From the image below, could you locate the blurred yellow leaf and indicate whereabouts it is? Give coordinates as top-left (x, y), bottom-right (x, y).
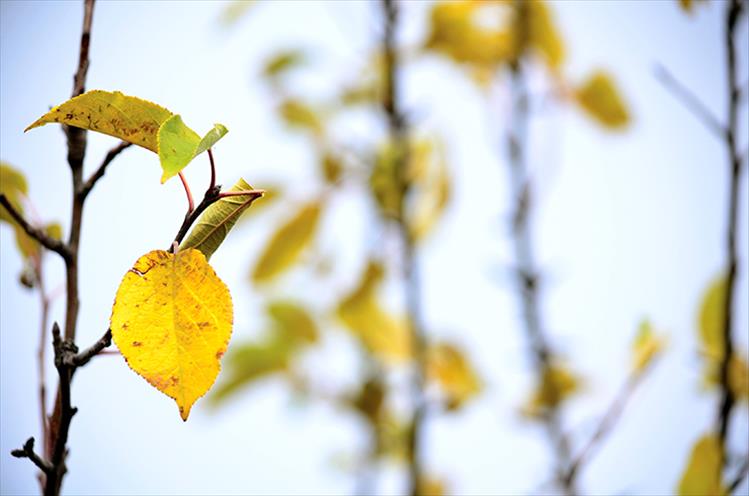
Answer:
top-left (528, 0), bottom-right (565, 69)
top-left (703, 353), bottom-right (749, 403)
top-left (263, 49), bottom-right (306, 79)
top-left (424, 1), bottom-right (512, 71)
top-left (522, 363), bottom-right (581, 419)
top-left (427, 342), bottom-right (482, 410)
top-left (212, 301), bottom-right (317, 404)
top-left (279, 99), bottom-right (324, 136)
top-left (110, 249), bottom-right (233, 421)
top-left (677, 434), bottom-right (724, 496)
top-left (420, 475), bottom-right (449, 496)
top-left (409, 143), bottom-right (451, 241)
top-left (370, 142), bottom-right (402, 219)
top-left (252, 200), bottom-right (323, 284)
top-left (698, 275), bottom-right (726, 359)
top-left (219, 0), bottom-right (256, 26)
top-left (679, 0), bottom-right (708, 14)
top-left (632, 319), bottom-right (666, 374)
top-left (320, 151), bottom-right (344, 184)
top-left (0, 162), bottom-right (28, 225)
top-left (350, 377), bottom-right (385, 423)
top-left (337, 261), bottom-right (410, 362)
top-left (237, 185), bottom-right (281, 222)
top-left (575, 71), bottom-right (630, 129)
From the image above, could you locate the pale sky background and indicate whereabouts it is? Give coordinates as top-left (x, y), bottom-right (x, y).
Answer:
top-left (1, 1), bottom-right (748, 495)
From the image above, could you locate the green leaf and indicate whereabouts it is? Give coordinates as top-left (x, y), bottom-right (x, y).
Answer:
top-left (180, 178), bottom-right (259, 260)
top-left (251, 200), bottom-right (323, 284)
top-left (267, 301), bottom-right (318, 345)
top-left (158, 115), bottom-right (201, 183)
top-left (677, 434), bottom-right (723, 496)
top-left (195, 124), bottom-right (229, 157)
top-left (263, 50), bottom-right (306, 79)
top-left (25, 90), bottom-right (173, 152)
top-left (0, 162), bottom-right (28, 225)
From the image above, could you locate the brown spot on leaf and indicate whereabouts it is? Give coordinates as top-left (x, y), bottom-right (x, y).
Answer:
top-left (170, 376), bottom-right (179, 385)
top-left (132, 341), bottom-right (142, 347)
top-left (215, 350), bottom-right (225, 360)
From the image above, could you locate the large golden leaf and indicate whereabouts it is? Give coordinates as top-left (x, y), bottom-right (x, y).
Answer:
top-left (110, 249), bottom-right (233, 420)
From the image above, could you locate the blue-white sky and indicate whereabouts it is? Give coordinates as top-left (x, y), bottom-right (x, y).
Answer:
top-left (1, 1), bottom-right (748, 495)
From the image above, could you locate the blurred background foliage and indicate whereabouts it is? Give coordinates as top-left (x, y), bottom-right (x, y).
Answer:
top-left (1, 0), bottom-right (748, 495)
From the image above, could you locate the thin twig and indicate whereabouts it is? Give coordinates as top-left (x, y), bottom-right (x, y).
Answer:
top-left (716, 0), bottom-right (745, 472)
top-left (11, 438), bottom-right (52, 475)
top-left (208, 148), bottom-right (217, 190)
top-left (655, 64), bottom-right (726, 140)
top-left (69, 329), bottom-right (112, 367)
top-left (79, 141), bottom-right (131, 199)
top-left (727, 457), bottom-right (749, 494)
top-left (178, 172), bottom-right (195, 213)
top-left (0, 195), bottom-right (71, 262)
top-left (169, 185), bottom-right (222, 250)
top-left (217, 189), bottom-right (265, 198)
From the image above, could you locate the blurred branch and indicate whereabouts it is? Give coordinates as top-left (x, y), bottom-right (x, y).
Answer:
top-left (728, 457), bottom-right (749, 494)
top-left (11, 438), bottom-right (52, 475)
top-left (0, 195), bottom-right (71, 261)
top-left (654, 64), bottom-right (726, 140)
top-left (505, 2), bottom-right (574, 494)
top-left (380, 2), bottom-right (428, 495)
top-left (564, 361), bottom-right (658, 485)
top-left (716, 0), bottom-right (746, 473)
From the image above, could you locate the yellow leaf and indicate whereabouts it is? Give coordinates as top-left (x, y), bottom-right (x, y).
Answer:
top-left (110, 249), bottom-right (233, 420)
top-left (522, 364), bottom-right (581, 419)
top-left (679, 0), bottom-right (708, 14)
top-left (337, 261), bottom-right (410, 362)
top-left (677, 434), bottom-right (724, 496)
top-left (420, 475), bottom-right (449, 496)
top-left (267, 301), bottom-right (318, 344)
top-left (528, 0), bottom-right (565, 69)
top-left (426, 342), bottom-right (481, 410)
top-left (575, 71), bottom-right (631, 129)
top-left (279, 99), bottom-right (324, 136)
top-left (632, 319), bottom-right (666, 374)
top-left (0, 162), bottom-right (28, 225)
top-left (252, 200), bottom-right (322, 284)
top-left (409, 142), bottom-right (451, 241)
top-left (698, 275), bottom-right (726, 359)
top-left (703, 353), bottom-right (749, 403)
top-left (26, 90), bottom-right (172, 152)
top-left (370, 142), bottom-right (402, 219)
top-left (263, 49), bottom-right (306, 79)
top-left (320, 151), bottom-right (344, 184)
top-left (424, 1), bottom-right (512, 70)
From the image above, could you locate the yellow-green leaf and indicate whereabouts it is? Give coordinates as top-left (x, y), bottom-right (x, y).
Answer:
top-left (320, 151), bottom-right (344, 184)
top-left (279, 99), bottom-right (323, 136)
top-left (0, 162), bottom-right (28, 225)
top-left (110, 248), bottom-right (233, 421)
top-left (25, 90), bottom-right (172, 152)
top-left (158, 118), bottom-right (228, 183)
top-left (522, 364), bottom-right (581, 419)
top-left (698, 275), bottom-right (726, 359)
top-left (426, 342), bottom-right (481, 410)
top-left (409, 142), bottom-right (451, 241)
top-left (337, 261), bottom-right (410, 362)
top-left (677, 434), bottom-right (724, 496)
top-left (632, 319), bottom-right (666, 374)
top-left (263, 50), bottom-right (306, 79)
top-left (181, 178), bottom-right (261, 260)
top-left (575, 71), bottom-right (631, 129)
top-left (267, 301), bottom-right (318, 345)
top-left (703, 353), bottom-right (749, 403)
top-left (219, 0), bottom-right (256, 26)
top-left (252, 200), bottom-right (322, 284)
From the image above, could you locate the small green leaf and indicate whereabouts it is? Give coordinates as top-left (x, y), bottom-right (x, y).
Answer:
top-left (195, 124), bottom-right (229, 157)
top-left (698, 275), bottom-right (726, 359)
top-left (180, 178), bottom-right (260, 260)
top-left (263, 50), bottom-right (306, 79)
top-left (157, 115), bottom-right (201, 183)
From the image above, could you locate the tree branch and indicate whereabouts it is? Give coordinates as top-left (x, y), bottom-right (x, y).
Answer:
top-left (0, 195), bottom-right (71, 262)
top-left (69, 329), bottom-right (112, 367)
top-left (11, 438), bottom-right (52, 475)
top-left (655, 64), bottom-right (726, 140)
top-left (728, 457), bottom-right (749, 494)
top-left (716, 0), bottom-right (745, 472)
top-left (79, 141), bottom-right (131, 200)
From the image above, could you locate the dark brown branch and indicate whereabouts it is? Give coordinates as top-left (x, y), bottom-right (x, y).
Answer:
top-left (716, 0), bottom-right (745, 472)
top-left (79, 141), bottom-right (131, 200)
top-left (655, 64), bottom-right (726, 140)
top-left (169, 184), bottom-right (222, 250)
top-left (0, 195), bottom-right (71, 262)
top-left (11, 438), bottom-right (52, 475)
top-left (69, 329), bottom-right (112, 367)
